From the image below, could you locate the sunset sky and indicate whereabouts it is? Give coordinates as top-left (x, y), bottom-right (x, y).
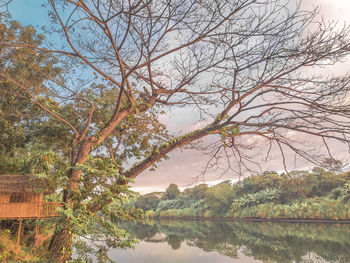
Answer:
top-left (133, 0), bottom-right (350, 193)
top-left (4, 0), bottom-right (350, 193)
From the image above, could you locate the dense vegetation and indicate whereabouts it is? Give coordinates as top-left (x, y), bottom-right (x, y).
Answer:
top-left (119, 219), bottom-right (350, 263)
top-left (0, 230), bottom-right (34, 262)
top-left (134, 168), bottom-right (350, 220)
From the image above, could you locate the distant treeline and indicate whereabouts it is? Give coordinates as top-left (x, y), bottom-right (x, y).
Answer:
top-left (134, 168), bottom-right (350, 220)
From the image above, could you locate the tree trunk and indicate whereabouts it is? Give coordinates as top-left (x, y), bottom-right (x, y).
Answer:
top-left (48, 182), bottom-right (76, 262)
top-left (48, 225), bottom-right (73, 263)
top-left (48, 146), bottom-right (87, 262)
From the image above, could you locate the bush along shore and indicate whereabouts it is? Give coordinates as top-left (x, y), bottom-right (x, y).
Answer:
top-left (133, 167), bottom-right (350, 221)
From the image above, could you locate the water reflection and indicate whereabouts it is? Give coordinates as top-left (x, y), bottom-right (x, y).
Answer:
top-left (114, 220), bottom-right (350, 263)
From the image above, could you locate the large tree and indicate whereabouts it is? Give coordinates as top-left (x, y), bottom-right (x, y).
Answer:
top-left (1, 0), bottom-right (350, 261)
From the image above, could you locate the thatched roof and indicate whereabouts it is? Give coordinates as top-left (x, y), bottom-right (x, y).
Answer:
top-left (0, 174), bottom-right (49, 194)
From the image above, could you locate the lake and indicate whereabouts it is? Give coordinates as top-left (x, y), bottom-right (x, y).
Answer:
top-left (109, 219), bottom-right (350, 263)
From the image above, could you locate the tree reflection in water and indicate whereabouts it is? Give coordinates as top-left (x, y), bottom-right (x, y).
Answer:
top-left (118, 220), bottom-right (350, 263)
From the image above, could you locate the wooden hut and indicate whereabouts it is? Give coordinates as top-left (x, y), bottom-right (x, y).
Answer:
top-left (0, 174), bottom-right (61, 219)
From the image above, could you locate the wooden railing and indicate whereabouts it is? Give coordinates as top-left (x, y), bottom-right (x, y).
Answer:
top-left (0, 202), bottom-right (63, 219)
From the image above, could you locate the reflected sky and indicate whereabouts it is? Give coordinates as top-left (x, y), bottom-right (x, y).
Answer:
top-left (110, 219), bottom-right (350, 263)
top-left (109, 241), bottom-right (261, 263)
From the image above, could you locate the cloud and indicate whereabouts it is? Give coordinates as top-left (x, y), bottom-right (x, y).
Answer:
top-left (301, 0), bottom-right (350, 23)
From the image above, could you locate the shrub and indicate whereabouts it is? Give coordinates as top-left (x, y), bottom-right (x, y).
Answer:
top-left (232, 188), bottom-right (281, 211)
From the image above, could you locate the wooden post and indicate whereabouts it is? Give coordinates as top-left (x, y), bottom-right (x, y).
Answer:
top-left (17, 219), bottom-right (22, 245)
top-left (35, 219), bottom-right (38, 237)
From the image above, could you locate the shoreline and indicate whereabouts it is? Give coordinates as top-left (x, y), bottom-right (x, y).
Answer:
top-left (150, 216), bottom-right (350, 224)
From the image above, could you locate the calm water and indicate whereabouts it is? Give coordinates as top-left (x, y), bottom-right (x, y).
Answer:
top-left (109, 219), bottom-right (350, 263)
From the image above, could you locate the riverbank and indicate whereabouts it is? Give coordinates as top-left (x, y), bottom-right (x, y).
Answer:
top-left (136, 170), bottom-right (350, 222)
top-left (150, 216), bottom-right (350, 224)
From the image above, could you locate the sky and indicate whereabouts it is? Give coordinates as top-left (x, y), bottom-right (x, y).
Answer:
top-left (3, 0), bottom-right (350, 193)
top-left (133, 0), bottom-right (350, 193)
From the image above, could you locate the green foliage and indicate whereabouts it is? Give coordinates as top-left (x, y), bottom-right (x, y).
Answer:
top-left (164, 184), bottom-right (181, 200)
top-left (183, 184), bottom-right (208, 200)
top-left (331, 182), bottom-right (350, 203)
top-left (157, 200), bottom-right (183, 211)
top-left (135, 193), bottom-right (160, 211)
top-left (0, 230), bottom-right (37, 262)
top-left (47, 156), bottom-right (146, 261)
top-left (204, 182), bottom-right (235, 215)
top-left (239, 173), bottom-right (283, 194)
top-left (0, 17), bottom-right (68, 175)
top-left (137, 169), bottom-right (350, 220)
top-left (231, 188), bottom-right (281, 211)
top-left (230, 198), bottom-right (350, 220)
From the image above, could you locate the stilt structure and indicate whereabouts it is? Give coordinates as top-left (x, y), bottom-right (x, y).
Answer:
top-left (0, 174), bottom-right (62, 244)
top-left (17, 219), bottom-right (22, 244)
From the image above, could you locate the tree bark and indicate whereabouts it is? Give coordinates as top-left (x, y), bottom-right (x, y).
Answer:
top-left (48, 227), bottom-right (73, 263)
top-left (48, 144), bottom-right (90, 262)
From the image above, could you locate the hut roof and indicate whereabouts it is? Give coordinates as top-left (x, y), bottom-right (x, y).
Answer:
top-left (0, 174), bottom-right (49, 194)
